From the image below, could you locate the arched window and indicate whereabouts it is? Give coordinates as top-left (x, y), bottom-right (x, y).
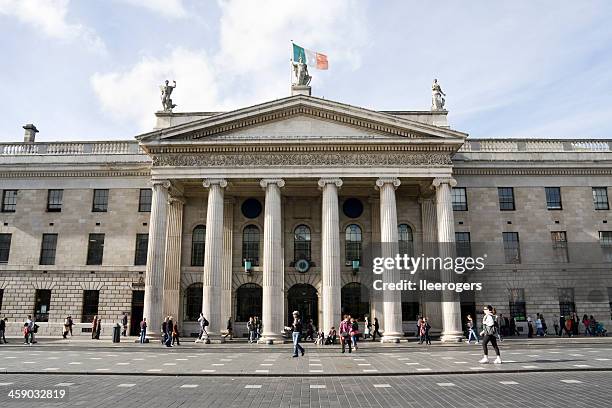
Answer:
top-left (191, 225), bottom-right (206, 266)
top-left (345, 224), bottom-right (362, 266)
top-left (242, 225), bottom-right (260, 266)
top-left (398, 224), bottom-right (414, 256)
top-left (235, 283), bottom-right (262, 322)
top-left (294, 224), bottom-right (311, 261)
top-left (183, 283), bottom-right (202, 321)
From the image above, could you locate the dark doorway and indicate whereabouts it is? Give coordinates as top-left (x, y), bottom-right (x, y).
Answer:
top-left (130, 290), bottom-right (144, 336)
top-left (341, 282), bottom-right (370, 320)
top-left (460, 301), bottom-right (476, 335)
top-left (287, 284), bottom-right (318, 327)
top-left (235, 283), bottom-right (262, 322)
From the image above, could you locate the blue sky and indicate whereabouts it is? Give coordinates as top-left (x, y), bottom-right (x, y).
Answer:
top-left (1, 0), bottom-right (611, 142)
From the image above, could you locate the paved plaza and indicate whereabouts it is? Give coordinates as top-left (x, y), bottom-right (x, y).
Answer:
top-left (0, 337), bottom-right (610, 407)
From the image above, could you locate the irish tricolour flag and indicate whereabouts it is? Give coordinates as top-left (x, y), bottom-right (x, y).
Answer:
top-left (292, 43), bottom-right (328, 70)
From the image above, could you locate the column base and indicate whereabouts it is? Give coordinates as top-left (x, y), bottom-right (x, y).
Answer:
top-left (194, 334), bottom-right (226, 344)
top-left (381, 333), bottom-right (404, 343)
top-left (440, 332), bottom-right (464, 343)
top-left (258, 335), bottom-right (289, 344)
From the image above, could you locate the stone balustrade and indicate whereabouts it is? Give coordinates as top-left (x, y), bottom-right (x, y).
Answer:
top-left (458, 139), bottom-right (612, 152)
top-left (0, 141), bottom-right (144, 155)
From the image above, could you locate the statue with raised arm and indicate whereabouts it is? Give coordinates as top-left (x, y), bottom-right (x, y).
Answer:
top-left (160, 80), bottom-right (177, 111)
top-left (431, 78), bottom-right (446, 110)
top-left (292, 55), bottom-right (311, 86)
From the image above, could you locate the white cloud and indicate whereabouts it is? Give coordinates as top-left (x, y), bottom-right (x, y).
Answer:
top-left (120, 0), bottom-right (187, 18)
top-left (91, 0), bottom-right (368, 131)
top-left (0, 0), bottom-right (106, 53)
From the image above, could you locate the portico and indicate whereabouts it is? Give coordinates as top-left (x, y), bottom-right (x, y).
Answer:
top-left (137, 95), bottom-right (467, 342)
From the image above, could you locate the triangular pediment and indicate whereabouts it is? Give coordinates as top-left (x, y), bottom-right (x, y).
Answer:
top-left (136, 95), bottom-right (467, 146)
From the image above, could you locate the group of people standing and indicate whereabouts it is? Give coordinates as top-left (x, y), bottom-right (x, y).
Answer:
top-left (161, 315), bottom-right (180, 347)
top-left (246, 316), bottom-right (262, 343)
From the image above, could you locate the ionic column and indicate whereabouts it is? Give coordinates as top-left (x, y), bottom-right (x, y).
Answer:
top-left (221, 198), bottom-right (234, 332)
top-left (202, 178), bottom-right (227, 339)
top-left (368, 197), bottom-right (382, 323)
top-left (419, 196), bottom-right (442, 332)
top-left (433, 177), bottom-right (463, 342)
top-left (318, 178), bottom-right (343, 334)
top-left (162, 196), bottom-right (185, 321)
top-left (260, 178), bottom-right (285, 343)
top-left (377, 177), bottom-right (403, 342)
top-left (142, 179), bottom-right (171, 338)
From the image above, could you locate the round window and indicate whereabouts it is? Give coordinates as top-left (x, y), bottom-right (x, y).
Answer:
top-left (342, 198), bottom-right (363, 218)
top-left (241, 198), bottom-right (262, 219)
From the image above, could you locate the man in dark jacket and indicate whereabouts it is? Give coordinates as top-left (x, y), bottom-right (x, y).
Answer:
top-left (121, 313), bottom-right (128, 337)
top-left (0, 317), bottom-right (7, 344)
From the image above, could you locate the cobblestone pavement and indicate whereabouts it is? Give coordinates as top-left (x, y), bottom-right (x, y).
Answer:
top-left (0, 338), bottom-right (611, 376)
top-left (0, 371), bottom-right (610, 408)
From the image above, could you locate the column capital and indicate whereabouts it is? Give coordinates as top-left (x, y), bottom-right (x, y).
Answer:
top-left (432, 177), bottom-right (457, 188)
top-left (168, 195), bottom-right (186, 206)
top-left (203, 178), bottom-right (228, 188)
top-left (260, 178), bottom-right (285, 189)
top-left (375, 177), bottom-right (401, 190)
top-left (317, 178), bottom-right (343, 189)
top-left (151, 179), bottom-right (171, 189)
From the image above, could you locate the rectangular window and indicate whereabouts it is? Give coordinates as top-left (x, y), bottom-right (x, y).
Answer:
top-left (81, 290), bottom-right (100, 323)
top-left (508, 288), bottom-right (526, 321)
top-left (34, 289), bottom-right (51, 322)
top-left (86, 233), bottom-right (105, 265)
top-left (593, 187), bottom-right (609, 210)
top-left (551, 231), bottom-right (569, 263)
top-left (451, 187), bottom-right (468, 211)
top-left (455, 232), bottom-right (472, 258)
top-left (498, 187), bottom-right (515, 211)
top-left (1, 190), bottom-right (17, 212)
top-left (92, 189), bottom-right (109, 212)
top-left (545, 187), bottom-right (562, 210)
top-left (46, 189), bottom-right (63, 212)
top-left (345, 241), bottom-right (362, 266)
top-left (134, 234), bottom-right (148, 265)
top-left (39, 233), bottom-right (58, 265)
top-left (600, 231), bottom-right (612, 262)
top-left (503, 232), bottom-right (521, 264)
top-left (0, 233), bottom-right (11, 264)
top-left (138, 189), bottom-right (152, 212)
top-left (558, 288), bottom-right (575, 318)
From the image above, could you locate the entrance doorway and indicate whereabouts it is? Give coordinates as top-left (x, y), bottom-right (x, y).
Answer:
top-left (130, 290), bottom-right (144, 336)
top-left (287, 284), bottom-right (318, 327)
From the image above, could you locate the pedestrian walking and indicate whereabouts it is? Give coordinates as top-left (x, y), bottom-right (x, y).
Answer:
top-left (510, 315), bottom-right (520, 336)
top-left (371, 317), bottom-right (382, 341)
top-left (364, 316), bottom-right (371, 340)
top-left (226, 317), bottom-right (233, 340)
top-left (306, 319), bottom-right (315, 341)
top-left (535, 315), bottom-right (544, 336)
top-left (493, 308), bottom-right (502, 342)
top-left (466, 314), bottom-right (479, 344)
top-left (172, 321), bottom-right (180, 345)
top-left (0, 317), bottom-right (6, 344)
top-left (255, 316), bottom-right (262, 341)
top-left (339, 315), bottom-right (352, 353)
top-left (91, 315), bottom-right (98, 340)
top-left (527, 315), bottom-right (534, 338)
top-left (139, 318), bottom-right (147, 343)
top-left (553, 315), bottom-right (560, 336)
top-left (121, 313), bottom-right (128, 337)
top-left (582, 314), bottom-right (591, 336)
top-left (161, 316), bottom-right (168, 345)
top-left (350, 317), bottom-right (359, 351)
top-left (572, 312), bottom-right (580, 336)
top-left (63, 316), bottom-right (70, 339)
top-left (95, 318), bottom-right (102, 340)
top-left (479, 305), bottom-right (502, 364)
top-left (564, 316), bottom-right (573, 337)
top-left (540, 314), bottom-right (547, 335)
top-left (291, 311), bottom-right (305, 357)
top-left (195, 313), bottom-right (209, 343)
top-left (23, 321), bottom-right (31, 345)
top-left (247, 317), bottom-right (257, 343)
top-left (67, 315), bottom-right (73, 337)
top-left (165, 316), bottom-right (173, 347)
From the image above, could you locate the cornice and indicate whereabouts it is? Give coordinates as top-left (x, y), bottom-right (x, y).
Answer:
top-left (0, 170), bottom-right (151, 178)
top-left (454, 167), bottom-right (612, 176)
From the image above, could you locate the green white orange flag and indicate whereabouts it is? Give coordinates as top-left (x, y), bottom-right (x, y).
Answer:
top-left (292, 43), bottom-right (328, 70)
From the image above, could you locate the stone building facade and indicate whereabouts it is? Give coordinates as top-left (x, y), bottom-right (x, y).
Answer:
top-left (1, 94), bottom-right (611, 339)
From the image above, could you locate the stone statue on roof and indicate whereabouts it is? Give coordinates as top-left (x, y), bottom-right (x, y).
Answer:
top-left (431, 79), bottom-right (446, 111)
top-left (161, 80), bottom-right (177, 112)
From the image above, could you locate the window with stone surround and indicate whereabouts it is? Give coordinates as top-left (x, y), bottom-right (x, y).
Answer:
top-left (551, 231), bottom-right (569, 263)
top-left (138, 189), bottom-right (152, 212)
top-left (455, 232), bottom-right (471, 258)
top-left (191, 225), bottom-right (206, 266)
top-left (498, 187), bottom-right (515, 211)
top-left (508, 288), bottom-right (526, 321)
top-left (293, 224), bottom-right (311, 262)
top-left (34, 289), bottom-right (51, 322)
top-left (558, 288), bottom-right (576, 318)
top-left (134, 234), bottom-right (148, 266)
top-left (545, 187), bottom-right (562, 210)
top-left (599, 231), bottom-right (612, 262)
top-left (39, 233), bottom-right (58, 265)
top-left (398, 224), bottom-right (414, 256)
top-left (46, 189), bottom-right (63, 212)
top-left (451, 187), bottom-right (468, 211)
top-left (81, 290), bottom-right (99, 323)
top-left (92, 189), bottom-right (109, 212)
top-left (0, 233), bottom-right (11, 264)
top-left (86, 233), bottom-right (105, 265)
top-left (593, 187), bottom-right (609, 210)
top-left (183, 283), bottom-right (203, 322)
top-left (345, 224), bottom-right (362, 266)
top-left (502, 232), bottom-right (521, 264)
top-left (242, 225), bottom-right (260, 266)
top-left (1, 190), bottom-right (17, 212)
